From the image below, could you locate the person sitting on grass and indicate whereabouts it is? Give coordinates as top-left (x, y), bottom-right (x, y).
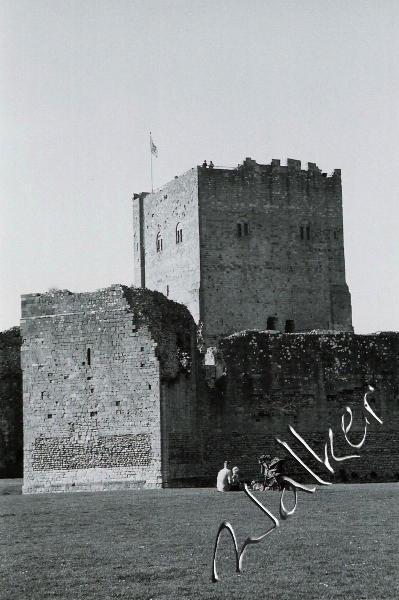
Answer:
top-left (216, 461), bottom-right (232, 492)
top-left (229, 466), bottom-right (241, 491)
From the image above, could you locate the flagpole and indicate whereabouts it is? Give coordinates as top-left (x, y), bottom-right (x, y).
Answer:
top-left (150, 131), bottom-right (153, 192)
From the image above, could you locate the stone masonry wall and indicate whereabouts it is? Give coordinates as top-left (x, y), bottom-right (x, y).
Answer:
top-left (122, 288), bottom-right (200, 487)
top-left (0, 327), bottom-right (22, 477)
top-left (198, 159), bottom-right (352, 346)
top-left (133, 168), bottom-right (201, 322)
top-left (21, 286), bottom-right (198, 493)
top-left (199, 331), bottom-right (399, 485)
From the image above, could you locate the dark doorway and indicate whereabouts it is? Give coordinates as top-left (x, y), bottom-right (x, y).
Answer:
top-left (285, 319), bottom-right (295, 333)
top-left (267, 316), bottom-right (277, 330)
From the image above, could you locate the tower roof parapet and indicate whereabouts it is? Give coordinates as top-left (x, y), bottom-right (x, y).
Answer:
top-left (198, 157), bottom-right (340, 179)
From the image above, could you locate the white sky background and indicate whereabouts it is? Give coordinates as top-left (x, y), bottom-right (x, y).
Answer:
top-left (0, 0), bottom-right (398, 333)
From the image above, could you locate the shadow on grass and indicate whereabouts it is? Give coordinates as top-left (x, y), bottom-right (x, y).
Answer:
top-left (0, 479), bottom-right (22, 495)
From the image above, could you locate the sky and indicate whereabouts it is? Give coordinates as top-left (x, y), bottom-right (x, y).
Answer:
top-left (1, 0), bottom-right (398, 334)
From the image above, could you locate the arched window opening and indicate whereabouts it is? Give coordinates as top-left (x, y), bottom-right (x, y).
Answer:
top-left (267, 316), bottom-right (277, 330)
top-left (237, 221), bottom-right (249, 237)
top-left (176, 223), bottom-right (183, 244)
top-left (285, 319), bottom-right (295, 333)
top-left (156, 232), bottom-right (163, 252)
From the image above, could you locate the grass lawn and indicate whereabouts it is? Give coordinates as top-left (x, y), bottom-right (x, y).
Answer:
top-left (1, 479), bottom-right (398, 600)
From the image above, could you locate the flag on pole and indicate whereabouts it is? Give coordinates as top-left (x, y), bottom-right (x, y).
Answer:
top-left (150, 134), bottom-right (158, 157)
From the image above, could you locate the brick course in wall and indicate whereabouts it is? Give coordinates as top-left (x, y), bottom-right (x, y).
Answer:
top-left (21, 286), bottom-right (198, 493)
top-left (0, 327), bottom-right (22, 477)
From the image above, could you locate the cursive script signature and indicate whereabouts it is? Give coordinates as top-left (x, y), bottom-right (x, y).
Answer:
top-left (212, 385), bottom-right (382, 582)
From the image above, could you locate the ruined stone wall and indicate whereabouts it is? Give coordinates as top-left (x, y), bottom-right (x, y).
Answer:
top-left (198, 159), bottom-right (352, 346)
top-left (122, 288), bottom-right (201, 487)
top-left (199, 332), bottom-right (399, 485)
top-left (133, 168), bottom-right (201, 322)
top-left (21, 286), bottom-right (198, 493)
top-left (0, 327), bottom-right (22, 477)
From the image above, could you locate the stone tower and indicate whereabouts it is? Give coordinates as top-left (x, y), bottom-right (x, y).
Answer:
top-left (133, 158), bottom-right (353, 347)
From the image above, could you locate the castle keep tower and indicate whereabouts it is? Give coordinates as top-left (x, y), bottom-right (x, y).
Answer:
top-left (133, 158), bottom-right (353, 346)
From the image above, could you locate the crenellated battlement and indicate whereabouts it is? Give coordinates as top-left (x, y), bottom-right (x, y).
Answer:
top-left (199, 157), bottom-right (341, 179)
